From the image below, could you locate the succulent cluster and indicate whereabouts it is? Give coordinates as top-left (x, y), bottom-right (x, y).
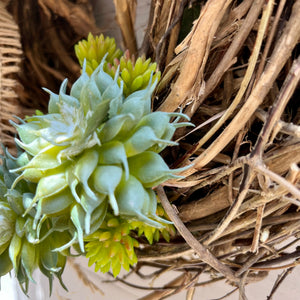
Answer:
top-left (0, 151), bottom-right (70, 294)
top-left (0, 33), bottom-right (192, 293)
top-left (75, 33), bottom-right (161, 96)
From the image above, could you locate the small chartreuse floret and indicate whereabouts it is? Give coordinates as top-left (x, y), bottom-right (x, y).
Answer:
top-left (118, 50), bottom-right (161, 97)
top-left (75, 33), bottom-right (123, 75)
top-left (85, 214), bottom-right (139, 277)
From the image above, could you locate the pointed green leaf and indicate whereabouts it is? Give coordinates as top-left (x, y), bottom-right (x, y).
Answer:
top-left (0, 248), bottom-right (13, 276)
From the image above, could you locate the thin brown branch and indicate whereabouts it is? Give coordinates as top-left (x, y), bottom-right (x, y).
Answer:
top-left (156, 185), bottom-right (238, 283)
top-left (138, 273), bottom-right (191, 300)
top-left (250, 204), bottom-right (265, 253)
top-left (266, 267), bottom-right (295, 300)
top-left (235, 248), bottom-right (269, 277)
top-left (255, 109), bottom-right (300, 138)
top-left (68, 258), bottom-right (104, 295)
top-left (253, 163), bottom-right (300, 200)
top-left (155, 0), bottom-right (187, 67)
top-left (255, 0), bottom-right (287, 81)
top-left (252, 55), bottom-right (300, 157)
top-left (229, 129), bottom-right (248, 204)
top-left (211, 287), bottom-right (239, 300)
top-left (238, 270), bottom-right (249, 300)
top-left (113, 0), bottom-right (137, 55)
top-left (252, 249), bottom-right (300, 268)
top-left (204, 165), bottom-right (256, 245)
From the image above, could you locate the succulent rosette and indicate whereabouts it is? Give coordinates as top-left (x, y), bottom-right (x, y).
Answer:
top-left (0, 151), bottom-right (70, 293)
top-left (113, 50), bottom-right (161, 97)
top-left (84, 205), bottom-right (176, 277)
top-left (130, 203), bottom-right (176, 244)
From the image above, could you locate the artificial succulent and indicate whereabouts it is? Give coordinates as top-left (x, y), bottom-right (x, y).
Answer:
top-left (0, 33), bottom-right (192, 287)
top-left (10, 57), bottom-right (189, 249)
top-left (130, 203), bottom-right (176, 244)
top-left (85, 205), bottom-right (176, 277)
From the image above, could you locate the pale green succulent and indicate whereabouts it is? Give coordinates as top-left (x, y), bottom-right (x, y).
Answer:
top-left (10, 58), bottom-right (191, 258)
top-left (5, 34), bottom-right (194, 279)
top-left (0, 151), bottom-right (70, 294)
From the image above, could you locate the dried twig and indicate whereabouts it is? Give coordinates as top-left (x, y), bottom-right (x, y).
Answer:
top-left (68, 258), bottom-right (104, 295)
top-left (113, 0), bottom-right (137, 55)
top-left (179, 0), bottom-right (273, 165)
top-left (157, 185), bottom-right (238, 283)
top-left (266, 267), bottom-right (295, 300)
top-left (204, 166), bottom-right (256, 245)
top-left (158, 0), bottom-right (233, 112)
top-left (179, 0), bottom-right (265, 117)
top-left (138, 273), bottom-right (191, 300)
top-left (250, 204), bottom-right (265, 253)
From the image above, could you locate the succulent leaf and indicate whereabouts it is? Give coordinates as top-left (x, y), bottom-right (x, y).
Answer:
top-left (0, 202), bottom-right (16, 248)
top-left (92, 165), bottom-right (122, 215)
top-left (0, 248), bottom-right (13, 276)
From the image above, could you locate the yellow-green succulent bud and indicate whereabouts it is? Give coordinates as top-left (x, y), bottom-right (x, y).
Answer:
top-left (85, 203), bottom-right (175, 277)
top-left (130, 203), bottom-right (176, 244)
top-left (118, 50), bottom-right (161, 97)
top-left (75, 34), bottom-right (161, 97)
top-left (75, 33), bottom-right (123, 76)
top-left (85, 214), bottom-right (139, 277)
